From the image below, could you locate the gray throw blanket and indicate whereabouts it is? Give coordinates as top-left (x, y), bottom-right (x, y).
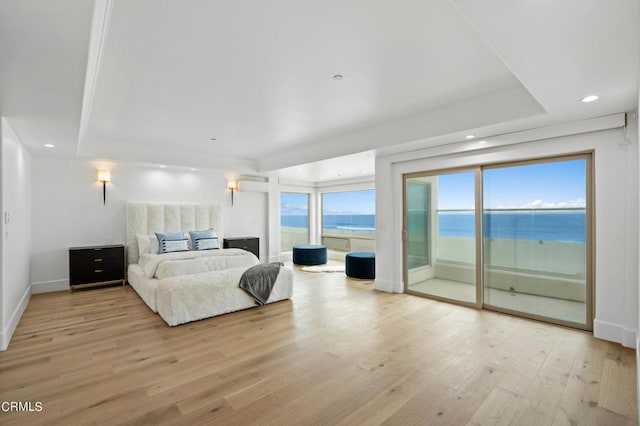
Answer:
top-left (239, 262), bottom-right (283, 306)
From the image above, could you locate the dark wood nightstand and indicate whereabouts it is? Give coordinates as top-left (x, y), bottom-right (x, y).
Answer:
top-left (69, 244), bottom-right (125, 290)
top-left (223, 237), bottom-right (259, 258)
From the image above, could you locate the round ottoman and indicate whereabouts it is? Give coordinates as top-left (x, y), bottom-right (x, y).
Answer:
top-left (345, 252), bottom-right (375, 279)
top-left (293, 244), bottom-right (327, 265)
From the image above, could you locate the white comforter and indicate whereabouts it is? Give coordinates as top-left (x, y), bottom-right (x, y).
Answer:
top-left (138, 248), bottom-right (259, 279)
top-left (156, 265), bottom-right (294, 326)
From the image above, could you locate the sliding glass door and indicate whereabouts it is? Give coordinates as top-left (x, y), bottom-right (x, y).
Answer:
top-left (403, 154), bottom-right (592, 330)
top-left (482, 157), bottom-right (591, 328)
top-left (405, 170), bottom-right (479, 306)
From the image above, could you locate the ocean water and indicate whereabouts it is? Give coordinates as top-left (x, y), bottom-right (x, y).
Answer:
top-left (282, 214), bottom-right (375, 232)
top-left (435, 211), bottom-right (586, 243)
top-left (281, 215), bottom-right (311, 228)
top-left (284, 211), bottom-right (586, 243)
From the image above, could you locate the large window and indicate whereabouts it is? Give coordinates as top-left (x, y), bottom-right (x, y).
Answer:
top-left (321, 189), bottom-right (375, 252)
top-left (281, 192), bottom-right (310, 252)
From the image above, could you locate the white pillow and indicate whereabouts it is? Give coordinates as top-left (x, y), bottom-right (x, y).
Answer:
top-left (136, 234), bottom-right (160, 256)
top-left (160, 239), bottom-right (189, 254)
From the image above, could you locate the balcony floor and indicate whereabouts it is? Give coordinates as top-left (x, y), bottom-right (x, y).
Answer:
top-left (408, 278), bottom-right (586, 325)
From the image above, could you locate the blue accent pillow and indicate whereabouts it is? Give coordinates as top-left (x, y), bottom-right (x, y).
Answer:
top-left (194, 237), bottom-right (219, 251)
top-left (156, 232), bottom-right (188, 254)
top-left (189, 229), bottom-right (217, 242)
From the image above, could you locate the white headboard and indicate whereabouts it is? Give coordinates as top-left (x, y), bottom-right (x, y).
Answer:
top-left (126, 203), bottom-right (223, 264)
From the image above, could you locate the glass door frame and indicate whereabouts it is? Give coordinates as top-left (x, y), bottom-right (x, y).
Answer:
top-left (480, 153), bottom-right (594, 331)
top-left (403, 166), bottom-right (483, 310)
top-left (402, 153), bottom-right (594, 331)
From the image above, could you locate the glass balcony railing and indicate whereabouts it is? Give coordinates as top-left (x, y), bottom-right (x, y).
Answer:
top-left (436, 208), bottom-right (586, 277)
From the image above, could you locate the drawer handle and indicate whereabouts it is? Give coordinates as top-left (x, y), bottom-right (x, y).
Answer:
top-left (94, 248), bottom-right (102, 251)
top-left (94, 269), bottom-right (103, 273)
top-left (94, 258), bottom-right (103, 262)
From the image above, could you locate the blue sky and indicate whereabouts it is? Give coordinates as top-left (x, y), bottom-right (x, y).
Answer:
top-left (323, 190), bottom-right (375, 214)
top-left (281, 160), bottom-right (585, 214)
top-left (281, 192), bottom-right (310, 215)
top-left (439, 160), bottom-right (586, 209)
top-left (281, 190), bottom-right (376, 215)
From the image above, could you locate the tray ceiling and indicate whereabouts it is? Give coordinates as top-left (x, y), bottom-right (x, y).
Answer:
top-left (1, 0), bottom-right (637, 181)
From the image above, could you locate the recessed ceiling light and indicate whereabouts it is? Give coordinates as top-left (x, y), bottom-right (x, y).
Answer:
top-left (159, 165), bottom-right (166, 168)
top-left (44, 144), bottom-right (55, 148)
top-left (361, 170), bottom-right (367, 174)
top-left (190, 168), bottom-right (196, 171)
top-left (333, 74), bottom-right (343, 81)
top-left (465, 134), bottom-right (476, 140)
top-left (581, 95), bottom-right (599, 103)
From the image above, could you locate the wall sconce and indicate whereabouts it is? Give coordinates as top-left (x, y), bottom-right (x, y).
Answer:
top-left (98, 170), bottom-right (111, 205)
top-left (227, 179), bottom-right (237, 206)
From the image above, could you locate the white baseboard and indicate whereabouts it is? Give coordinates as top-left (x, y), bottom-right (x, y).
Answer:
top-left (1, 285), bottom-right (31, 351)
top-left (623, 328), bottom-right (637, 348)
top-left (593, 319), bottom-right (637, 348)
top-left (373, 278), bottom-right (404, 293)
top-left (32, 279), bottom-right (69, 294)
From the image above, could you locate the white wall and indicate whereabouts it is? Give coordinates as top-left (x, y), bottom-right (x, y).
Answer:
top-left (637, 88), bottom-right (640, 413)
top-left (376, 126), bottom-right (639, 348)
top-left (1, 119), bottom-right (32, 350)
top-left (30, 157), bottom-right (268, 293)
top-left (0, 117), bottom-right (4, 349)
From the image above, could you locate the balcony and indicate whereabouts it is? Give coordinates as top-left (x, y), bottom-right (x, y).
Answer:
top-left (407, 208), bottom-right (588, 324)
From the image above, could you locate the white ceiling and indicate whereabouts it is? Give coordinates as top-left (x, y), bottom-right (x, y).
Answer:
top-left (1, 0), bottom-right (638, 183)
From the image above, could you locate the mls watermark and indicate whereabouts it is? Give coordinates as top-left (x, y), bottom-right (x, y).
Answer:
top-left (1, 401), bottom-right (43, 412)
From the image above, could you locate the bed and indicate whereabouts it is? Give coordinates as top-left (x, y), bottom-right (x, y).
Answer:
top-left (126, 202), bottom-right (294, 326)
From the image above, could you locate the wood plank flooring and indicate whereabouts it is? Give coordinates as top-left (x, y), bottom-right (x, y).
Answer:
top-left (0, 262), bottom-right (636, 425)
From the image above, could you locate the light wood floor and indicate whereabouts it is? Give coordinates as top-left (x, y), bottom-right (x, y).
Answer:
top-left (0, 262), bottom-right (637, 425)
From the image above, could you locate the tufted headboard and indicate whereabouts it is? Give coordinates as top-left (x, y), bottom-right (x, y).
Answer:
top-left (126, 203), bottom-right (223, 265)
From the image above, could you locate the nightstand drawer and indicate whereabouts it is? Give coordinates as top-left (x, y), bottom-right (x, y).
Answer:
top-left (70, 246), bottom-right (122, 264)
top-left (70, 265), bottom-right (123, 285)
top-left (69, 245), bottom-right (125, 288)
top-left (223, 237), bottom-right (259, 258)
